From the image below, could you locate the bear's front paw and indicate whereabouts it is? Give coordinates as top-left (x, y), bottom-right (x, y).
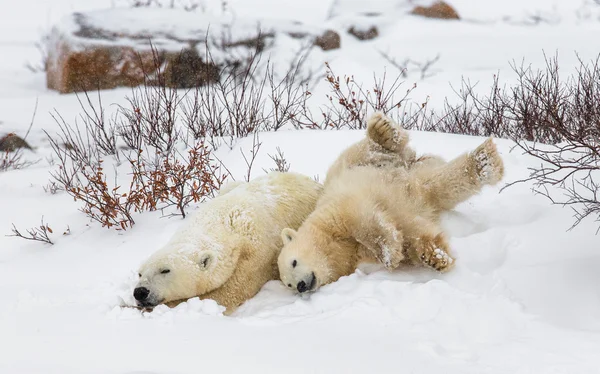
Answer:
top-left (414, 235), bottom-right (455, 272)
top-left (366, 112), bottom-right (408, 152)
top-left (472, 138), bottom-right (504, 185)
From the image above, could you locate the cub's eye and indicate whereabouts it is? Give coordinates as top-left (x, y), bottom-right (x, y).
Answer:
top-left (292, 260), bottom-right (297, 268)
top-left (160, 269), bottom-right (170, 274)
top-left (287, 284), bottom-right (292, 288)
top-left (138, 273), bottom-right (141, 278)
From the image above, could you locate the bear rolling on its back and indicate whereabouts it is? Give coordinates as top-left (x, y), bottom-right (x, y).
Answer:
top-left (278, 112), bottom-right (505, 294)
top-left (133, 172), bottom-right (322, 315)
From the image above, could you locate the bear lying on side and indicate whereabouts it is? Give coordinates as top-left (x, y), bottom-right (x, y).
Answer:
top-left (133, 172), bottom-right (323, 315)
top-left (278, 112), bottom-right (504, 294)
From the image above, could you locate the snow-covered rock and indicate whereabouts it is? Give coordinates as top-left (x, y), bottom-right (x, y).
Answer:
top-left (46, 8), bottom-right (340, 93)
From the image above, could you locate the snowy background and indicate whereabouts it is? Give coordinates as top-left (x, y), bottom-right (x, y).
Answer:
top-left (1, 0), bottom-right (600, 373)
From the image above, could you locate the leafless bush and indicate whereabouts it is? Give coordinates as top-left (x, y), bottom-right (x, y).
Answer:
top-left (314, 62), bottom-right (417, 129)
top-left (240, 133), bottom-right (262, 182)
top-left (46, 46), bottom-right (233, 229)
top-left (1, 150), bottom-right (28, 171)
top-left (76, 91), bottom-right (119, 157)
top-left (118, 79), bottom-right (182, 155)
top-left (181, 40), bottom-right (317, 147)
top-left (43, 181), bottom-right (63, 195)
top-left (46, 136), bottom-right (136, 229)
top-left (25, 32), bottom-right (50, 73)
top-left (8, 217), bottom-right (55, 245)
top-left (264, 147), bottom-right (291, 173)
top-left (500, 56), bottom-right (600, 232)
top-left (378, 50), bottom-right (441, 80)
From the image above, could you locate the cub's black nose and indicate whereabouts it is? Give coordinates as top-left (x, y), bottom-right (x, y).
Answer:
top-left (297, 280), bottom-right (308, 293)
top-left (133, 287), bottom-right (150, 301)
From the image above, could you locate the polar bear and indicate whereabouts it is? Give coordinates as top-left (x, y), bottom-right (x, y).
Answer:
top-left (133, 172), bottom-right (322, 314)
top-left (278, 112), bottom-right (504, 293)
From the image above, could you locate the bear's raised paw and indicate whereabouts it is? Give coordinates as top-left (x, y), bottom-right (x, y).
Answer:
top-left (471, 138), bottom-right (504, 185)
top-left (366, 112), bottom-right (408, 152)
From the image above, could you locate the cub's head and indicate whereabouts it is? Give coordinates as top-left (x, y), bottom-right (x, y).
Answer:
top-left (133, 240), bottom-right (237, 308)
top-left (278, 227), bottom-right (355, 294)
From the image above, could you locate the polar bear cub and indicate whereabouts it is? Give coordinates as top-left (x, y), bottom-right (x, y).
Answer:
top-left (278, 112), bottom-right (504, 293)
top-left (133, 172), bottom-right (322, 314)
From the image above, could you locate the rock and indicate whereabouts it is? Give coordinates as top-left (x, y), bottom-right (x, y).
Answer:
top-left (348, 25), bottom-right (378, 41)
top-left (163, 49), bottom-right (221, 89)
top-left (47, 42), bottom-right (161, 93)
top-left (411, 1), bottom-right (460, 20)
top-left (314, 30), bottom-right (341, 51)
top-left (46, 9), bottom-right (338, 93)
top-left (0, 134), bottom-right (32, 152)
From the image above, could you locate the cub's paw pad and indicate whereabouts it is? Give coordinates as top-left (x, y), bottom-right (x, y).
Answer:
top-left (418, 247), bottom-right (455, 272)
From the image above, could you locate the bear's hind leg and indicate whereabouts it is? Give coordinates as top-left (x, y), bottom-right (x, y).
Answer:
top-left (418, 138), bottom-right (504, 211)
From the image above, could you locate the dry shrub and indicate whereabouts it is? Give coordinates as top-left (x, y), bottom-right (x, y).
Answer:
top-left (307, 62), bottom-right (416, 130)
top-left (181, 42), bottom-right (317, 147)
top-left (1, 150), bottom-right (27, 172)
top-left (499, 55), bottom-right (600, 231)
top-left (48, 109), bottom-right (226, 229)
top-left (9, 217), bottom-right (54, 245)
top-left (264, 147), bottom-right (290, 174)
top-left (45, 40), bottom-right (317, 229)
top-left (405, 54), bottom-right (600, 231)
top-left (46, 49), bottom-right (229, 229)
top-left (128, 142), bottom-right (226, 218)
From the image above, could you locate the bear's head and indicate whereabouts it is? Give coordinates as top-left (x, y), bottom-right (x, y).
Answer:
top-left (133, 237), bottom-right (241, 308)
top-left (278, 227), bottom-right (358, 294)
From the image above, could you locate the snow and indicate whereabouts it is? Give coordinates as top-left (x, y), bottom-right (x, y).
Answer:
top-left (51, 7), bottom-right (332, 54)
top-left (2, 0), bottom-right (600, 373)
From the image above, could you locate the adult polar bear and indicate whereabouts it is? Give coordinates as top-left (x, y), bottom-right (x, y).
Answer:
top-left (132, 123), bottom-right (408, 314)
top-left (278, 112), bottom-right (505, 294)
top-left (133, 172), bottom-right (322, 314)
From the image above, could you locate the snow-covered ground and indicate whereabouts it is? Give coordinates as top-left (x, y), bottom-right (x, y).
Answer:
top-left (1, 1), bottom-right (600, 373)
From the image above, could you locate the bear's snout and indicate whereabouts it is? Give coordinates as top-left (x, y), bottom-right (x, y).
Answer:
top-left (297, 272), bottom-right (316, 293)
top-left (133, 286), bottom-right (150, 301)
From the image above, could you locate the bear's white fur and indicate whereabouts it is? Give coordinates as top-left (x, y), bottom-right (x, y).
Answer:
top-left (278, 112), bottom-right (504, 294)
top-left (134, 172), bottom-right (322, 314)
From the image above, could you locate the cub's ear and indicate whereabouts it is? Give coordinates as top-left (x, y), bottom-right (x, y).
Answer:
top-left (281, 228), bottom-right (297, 245)
top-left (198, 251), bottom-right (216, 271)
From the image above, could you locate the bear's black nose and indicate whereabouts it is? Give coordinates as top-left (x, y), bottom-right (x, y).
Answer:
top-left (133, 287), bottom-right (150, 301)
top-left (297, 272), bottom-right (316, 293)
top-left (297, 280), bottom-right (307, 293)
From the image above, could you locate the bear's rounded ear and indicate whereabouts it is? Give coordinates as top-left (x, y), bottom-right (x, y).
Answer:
top-left (281, 228), bottom-right (297, 245)
top-left (198, 251), bottom-right (215, 271)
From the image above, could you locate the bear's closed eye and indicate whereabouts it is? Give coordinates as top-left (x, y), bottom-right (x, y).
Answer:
top-left (161, 269), bottom-right (170, 274)
top-left (292, 260), bottom-right (297, 268)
